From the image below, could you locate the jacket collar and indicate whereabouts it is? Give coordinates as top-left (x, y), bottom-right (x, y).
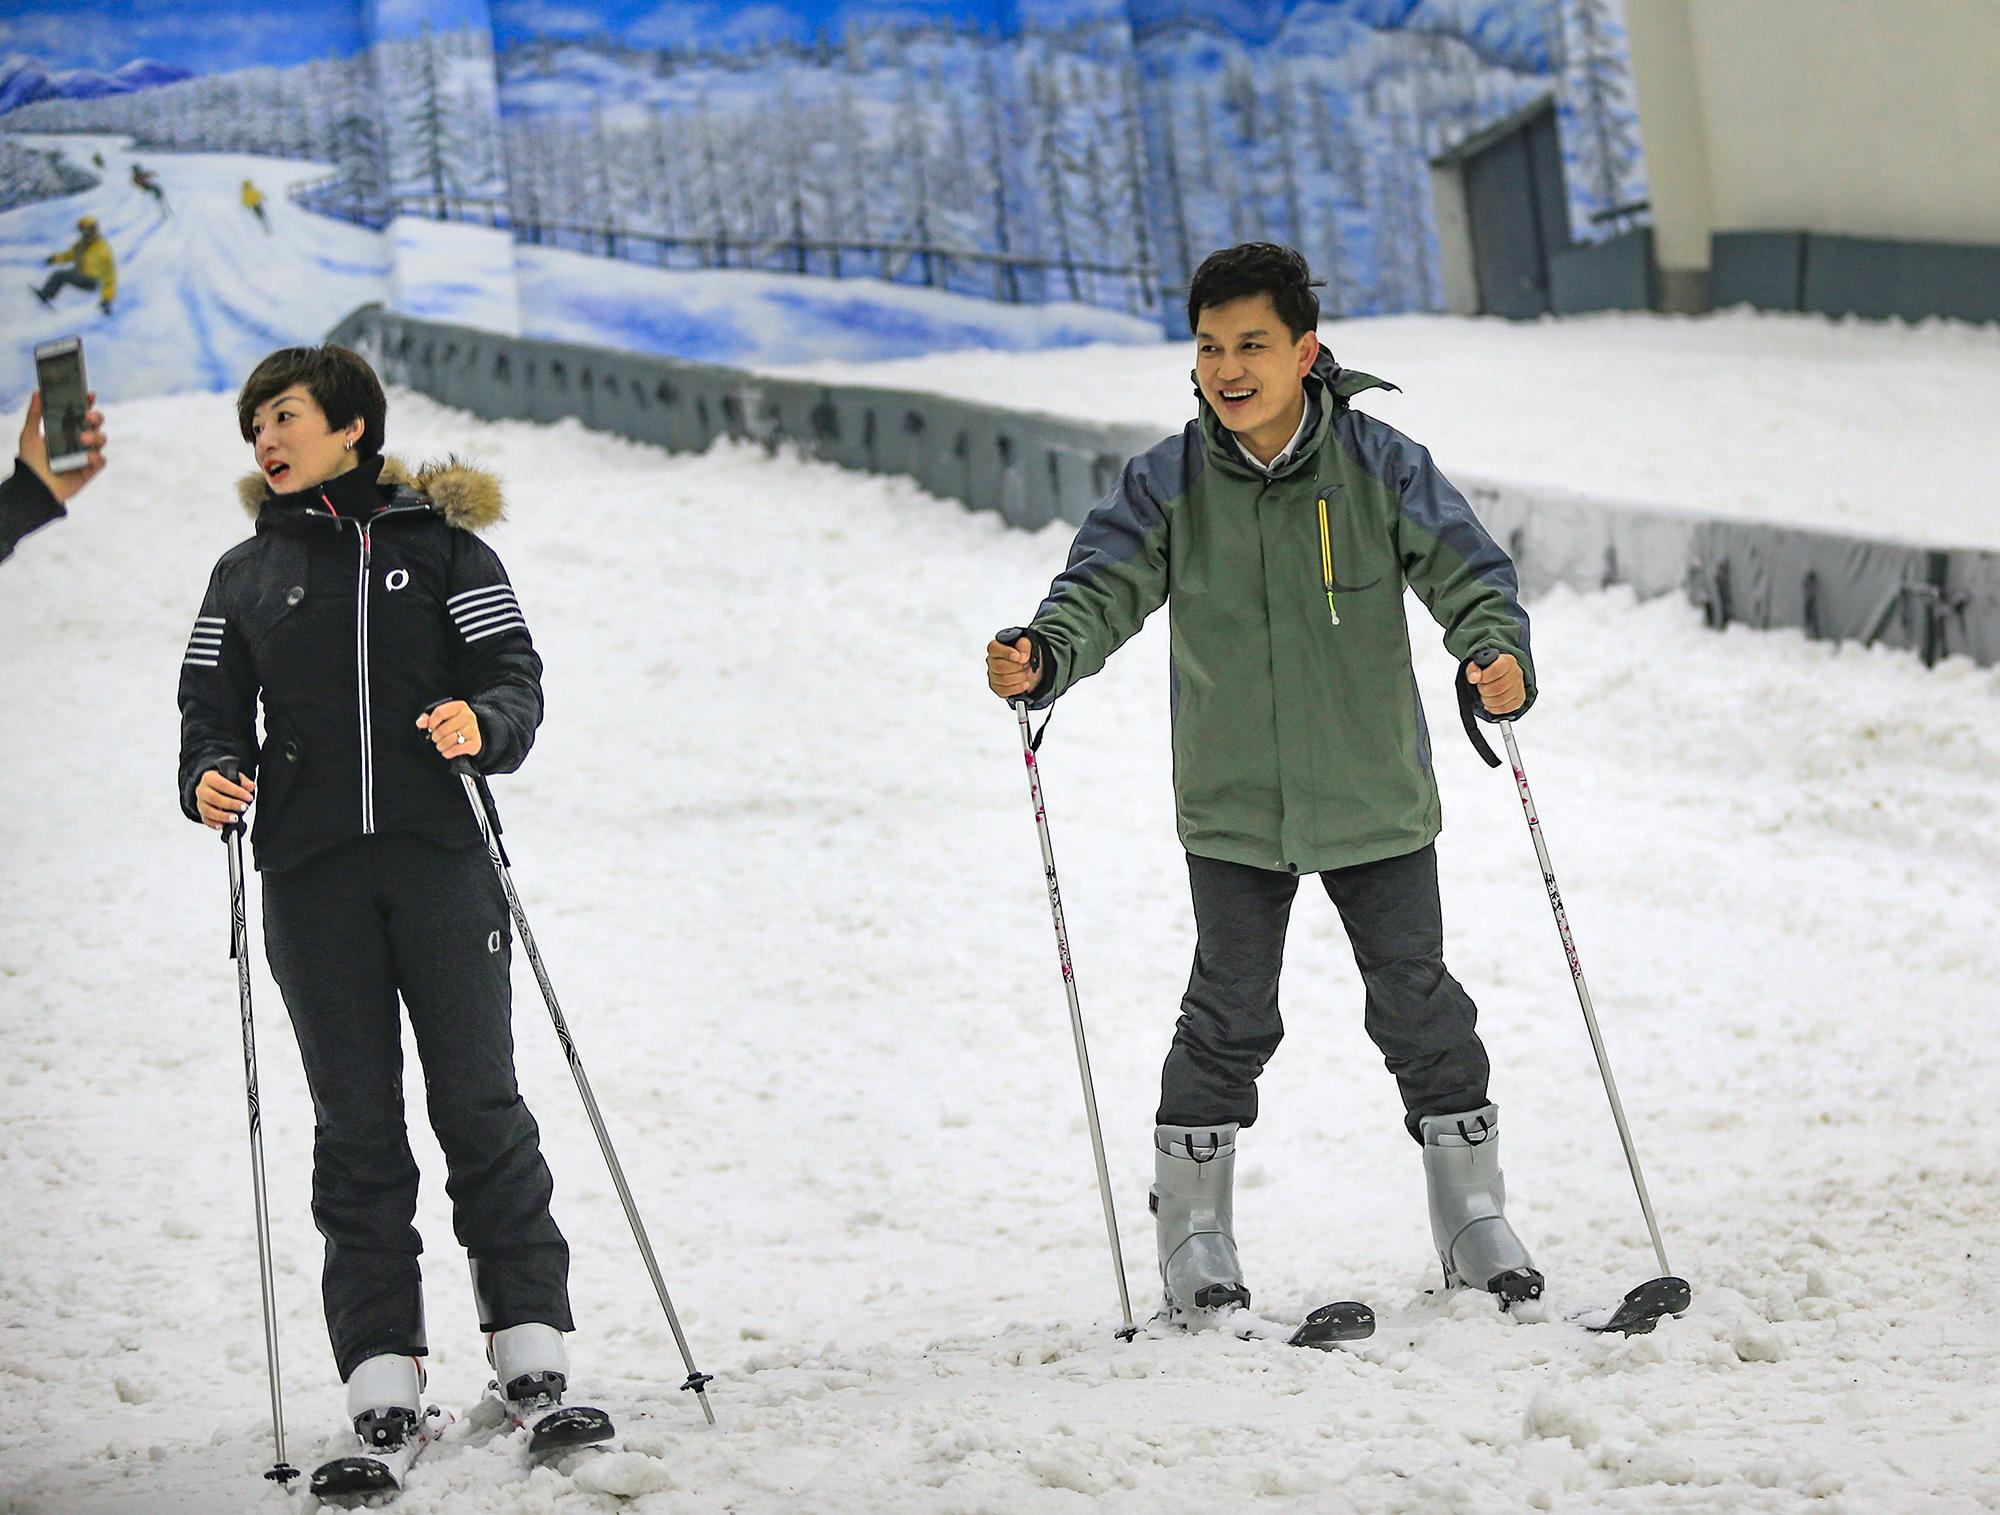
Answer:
top-left (239, 454), bottom-right (507, 533)
top-left (1196, 348), bottom-right (1402, 482)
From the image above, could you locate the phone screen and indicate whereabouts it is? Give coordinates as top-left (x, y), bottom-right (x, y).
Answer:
top-left (35, 341), bottom-right (89, 469)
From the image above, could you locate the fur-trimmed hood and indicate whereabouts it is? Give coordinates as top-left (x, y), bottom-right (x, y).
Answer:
top-left (236, 455), bottom-right (505, 532)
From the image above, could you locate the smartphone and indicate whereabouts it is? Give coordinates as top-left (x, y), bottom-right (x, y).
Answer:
top-left (34, 336), bottom-right (90, 473)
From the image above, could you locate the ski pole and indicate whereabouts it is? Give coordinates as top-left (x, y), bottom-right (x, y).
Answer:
top-left (217, 759), bottom-right (300, 1486)
top-left (997, 639), bottom-right (1137, 1340)
top-left (1462, 652), bottom-right (1683, 1295)
top-left (446, 757), bottom-right (718, 1425)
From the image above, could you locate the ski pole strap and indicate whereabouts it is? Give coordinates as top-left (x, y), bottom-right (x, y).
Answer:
top-left (1457, 649), bottom-right (1502, 769)
top-left (451, 756), bottom-right (511, 867)
top-left (996, 625), bottom-right (1053, 748)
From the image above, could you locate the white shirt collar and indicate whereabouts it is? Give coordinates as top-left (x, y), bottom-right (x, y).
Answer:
top-left (1235, 393), bottom-right (1316, 476)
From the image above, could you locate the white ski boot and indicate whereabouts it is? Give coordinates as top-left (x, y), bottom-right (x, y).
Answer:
top-left (487, 1323), bottom-right (615, 1459)
top-left (1151, 1122), bottom-right (1251, 1319)
top-left (345, 1353), bottom-right (426, 1450)
top-left (1419, 1104), bottom-right (1544, 1308)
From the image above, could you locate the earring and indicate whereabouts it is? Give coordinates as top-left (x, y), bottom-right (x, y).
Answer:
top-left (344, 439), bottom-right (355, 451)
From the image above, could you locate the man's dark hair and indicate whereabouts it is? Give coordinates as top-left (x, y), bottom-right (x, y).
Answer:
top-left (1186, 242), bottom-right (1323, 340)
top-left (236, 345), bottom-right (387, 458)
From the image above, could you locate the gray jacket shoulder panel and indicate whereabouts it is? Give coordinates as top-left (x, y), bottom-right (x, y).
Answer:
top-left (1332, 407), bottom-right (1520, 600)
top-left (1036, 423), bottom-right (1199, 613)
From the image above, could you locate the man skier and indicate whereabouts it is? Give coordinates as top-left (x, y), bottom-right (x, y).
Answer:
top-left (131, 163), bottom-right (170, 215)
top-left (986, 242), bottom-right (1542, 1325)
top-left (34, 216), bottom-right (117, 316)
top-left (242, 178), bottom-right (271, 233)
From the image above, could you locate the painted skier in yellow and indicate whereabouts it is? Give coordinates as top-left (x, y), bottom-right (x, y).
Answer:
top-left (242, 179), bottom-right (271, 233)
top-left (34, 217), bottom-right (117, 316)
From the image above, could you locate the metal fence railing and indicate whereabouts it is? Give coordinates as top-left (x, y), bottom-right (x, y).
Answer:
top-left (287, 175), bottom-right (1157, 312)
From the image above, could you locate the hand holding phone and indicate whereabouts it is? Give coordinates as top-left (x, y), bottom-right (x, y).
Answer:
top-left (22, 339), bottom-right (106, 502)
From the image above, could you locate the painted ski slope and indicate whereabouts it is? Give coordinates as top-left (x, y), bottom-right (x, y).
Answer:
top-left (0, 129), bottom-right (1160, 406)
top-left (0, 133), bottom-right (395, 407)
top-left (1, 391), bottom-right (1996, 1513)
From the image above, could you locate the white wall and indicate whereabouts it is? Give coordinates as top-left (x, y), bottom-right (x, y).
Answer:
top-left (1626, 0), bottom-right (2000, 283)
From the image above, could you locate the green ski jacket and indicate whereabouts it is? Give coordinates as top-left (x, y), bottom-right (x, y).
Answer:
top-left (1026, 351), bottom-right (1534, 876)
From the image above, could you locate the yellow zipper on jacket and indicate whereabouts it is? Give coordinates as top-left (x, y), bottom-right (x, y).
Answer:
top-left (1317, 496), bottom-right (1340, 627)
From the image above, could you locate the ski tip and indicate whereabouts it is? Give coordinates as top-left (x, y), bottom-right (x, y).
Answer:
top-left (1589, 1275), bottom-right (1693, 1336)
top-left (1290, 1300), bottom-right (1376, 1348)
top-left (308, 1456), bottom-right (402, 1501)
top-left (527, 1404), bottom-right (617, 1460)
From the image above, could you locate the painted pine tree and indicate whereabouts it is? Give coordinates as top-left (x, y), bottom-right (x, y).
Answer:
top-left (1556, 0), bottom-right (1646, 234)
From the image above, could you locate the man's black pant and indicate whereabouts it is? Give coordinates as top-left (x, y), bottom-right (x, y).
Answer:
top-left (1157, 845), bottom-right (1490, 1141)
top-left (262, 832), bottom-right (572, 1380)
top-left (35, 269), bottom-right (98, 303)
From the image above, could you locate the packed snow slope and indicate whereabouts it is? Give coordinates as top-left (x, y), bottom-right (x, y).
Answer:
top-left (764, 310), bottom-right (2000, 550)
top-left (2, 390), bottom-right (1998, 1514)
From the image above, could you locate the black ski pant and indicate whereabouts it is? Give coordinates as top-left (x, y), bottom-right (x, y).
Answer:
top-left (36, 269), bottom-right (99, 303)
top-left (261, 832), bottom-right (572, 1381)
top-left (1157, 845), bottom-right (1490, 1142)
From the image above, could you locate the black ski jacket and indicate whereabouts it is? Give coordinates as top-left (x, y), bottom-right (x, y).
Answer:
top-left (0, 461), bottom-right (65, 566)
top-left (177, 453), bottom-right (542, 873)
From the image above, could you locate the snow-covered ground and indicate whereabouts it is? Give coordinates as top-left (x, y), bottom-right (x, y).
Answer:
top-left (3, 390), bottom-right (1999, 1514)
top-left (513, 246), bottom-right (1161, 367)
top-left (762, 311), bottom-right (2000, 550)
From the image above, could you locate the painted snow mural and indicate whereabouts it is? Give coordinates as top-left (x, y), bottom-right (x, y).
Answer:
top-left (0, 0), bottom-right (1646, 402)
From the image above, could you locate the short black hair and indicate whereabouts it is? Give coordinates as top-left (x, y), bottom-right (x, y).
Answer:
top-left (236, 345), bottom-right (387, 458)
top-left (1186, 243), bottom-right (1323, 340)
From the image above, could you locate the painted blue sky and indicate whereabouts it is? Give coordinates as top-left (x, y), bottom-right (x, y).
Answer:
top-left (0, 0), bottom-right (491, 75)
top-left (491, 0), bottom-right (1021, 49)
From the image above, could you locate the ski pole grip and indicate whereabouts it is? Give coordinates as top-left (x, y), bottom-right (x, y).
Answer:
top-left (421, 695), bottom-right (482, 776)
top-left (217, 757), bottom-right (248, 839)
top-left (994, 626), bottom-right (1041, 671)
top-left (1457, 648), bottom-right (1503, 768)
top-left (995, 625), bottom-right (1046, 713)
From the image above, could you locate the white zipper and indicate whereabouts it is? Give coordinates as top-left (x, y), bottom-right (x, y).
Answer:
top-left (307, 498), bottom-right (425, 838)
top-left (356, 523), bottom-right (375, 833)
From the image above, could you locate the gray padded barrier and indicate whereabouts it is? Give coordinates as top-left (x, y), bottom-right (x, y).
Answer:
top-left (1802, 234), bottom-right (2000, 325)
top-left (1711, 230), bottom-right (2000, 324)
top-left (327, 304), bottom-right (1998, 670)
top-left (1548, 227), bottom-right (1656, 315)
top-left (1711, 231), bottom-right (1806, 312)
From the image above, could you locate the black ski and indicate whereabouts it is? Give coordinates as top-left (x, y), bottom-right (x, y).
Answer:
top-left (1573, 1276), bottom-right (1691, 1336)
top-left (1153, 1298), bottom-right (1376, 1349)
top-left (307, 1406), bottom-right (448, 1507)
top-left (527, 1404), bottom-right (616, 1460)
top-left (485, 1379), bottom-right (617, 1463)
top-left (1450, 1270), bottom-right (1690, 1337)
top-left (1283, 1300), bottom-right (1377, 1348)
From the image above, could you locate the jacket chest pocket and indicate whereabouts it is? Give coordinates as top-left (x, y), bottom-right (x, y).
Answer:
top-left (370, 553), bottom-right (450, 658)
top-left (1313, 491), bottom-right (1394, 613)
top-left (241, 540), bottom-right (324, 671)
